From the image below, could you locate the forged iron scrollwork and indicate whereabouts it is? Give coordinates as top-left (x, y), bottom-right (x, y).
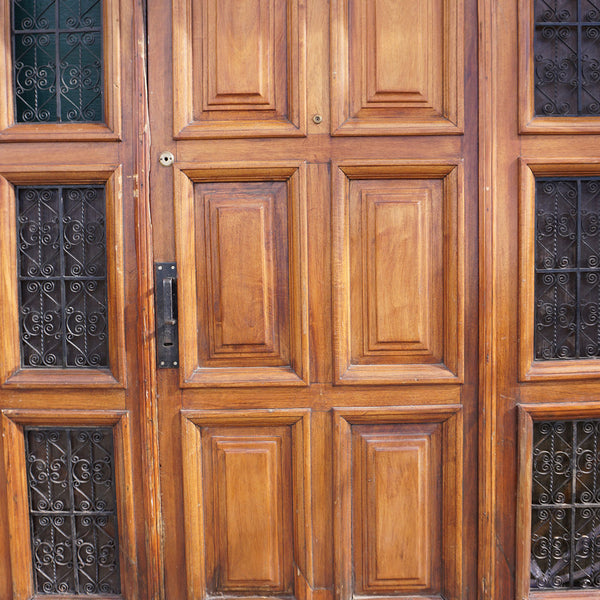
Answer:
top-left (24, 427), bottom-right (121, 595)
top-left (534, 0), bottom-right (600, 116)
top-left (535, 178), bottom-right (600, 360)
top-left (531, 420), bottom-right (600, 589)
top-left (17, 186), bottom-right (109, 368)
top-left (12, 0), bottom-right (103, 123)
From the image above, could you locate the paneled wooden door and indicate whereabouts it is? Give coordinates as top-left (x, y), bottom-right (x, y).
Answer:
top-left (148, 1), bottom-right (478, 600)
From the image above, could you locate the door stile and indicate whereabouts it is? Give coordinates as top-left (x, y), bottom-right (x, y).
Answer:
top-left (132, 0), bottom-right (165, 598)
top-left (478, 0), bottom-right (499, 594)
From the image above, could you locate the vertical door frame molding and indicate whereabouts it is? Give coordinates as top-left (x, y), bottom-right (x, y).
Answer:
top-left (478, 0), bottom-right (499, 595)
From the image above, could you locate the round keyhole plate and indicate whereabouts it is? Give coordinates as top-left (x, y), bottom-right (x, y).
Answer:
top-left (159, 151), bottom-right (175, 167)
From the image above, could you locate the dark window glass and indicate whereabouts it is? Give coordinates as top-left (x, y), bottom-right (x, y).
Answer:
top-left (534, 0), bottom-right (600, 116)
top-left (12, 0), bottom-right (103, 123)
top-left (24, 427), bottom-right (121, 595)
top-left (531, 420), bottom-right (600, 589)
top-left (535, 178), bottom-right (600, 359)
top-left (17, 186), bottom-right (109, 368)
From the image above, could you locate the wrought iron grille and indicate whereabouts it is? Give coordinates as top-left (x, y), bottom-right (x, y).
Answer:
top-left (535, 177), bottom-right (600, 360)
top-left (24, 427), bottom-right (121, 595)
top-left (534, 0), bottom-right (600, 116)
top-left (531, 420), bottom-right (600, 589)
top-left (12, 0), bottom-right (104, 123)
top-left (17, 186), bottom-right (109, 368)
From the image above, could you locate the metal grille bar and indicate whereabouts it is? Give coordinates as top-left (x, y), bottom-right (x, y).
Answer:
top-left (534, 177), bottom-right (600, 360)
top-left (24, 427), bottom-right (121, 595)
top-left (531, 420), bottom-right (600, 589)
top-left (12, 0), bottom-right (104, 123)
top-left (17, 185), bottom-right (109, 368)
top-left (533, 0), bottom-right (600, 116)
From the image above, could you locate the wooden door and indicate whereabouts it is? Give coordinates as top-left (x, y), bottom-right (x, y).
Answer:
top-left (481, 0), bottom-right (600, 595)
top-left (147, 2), bottom-right (478, 600)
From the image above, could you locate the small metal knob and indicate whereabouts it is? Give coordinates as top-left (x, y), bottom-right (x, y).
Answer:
top-left (312, 114), bottom-right (323, 124)
top-left (159, 151), bottom-right (174, 167)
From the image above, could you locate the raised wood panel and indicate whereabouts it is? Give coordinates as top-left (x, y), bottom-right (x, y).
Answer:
top-left (519, 160), bottom-right (600, 381)
top-left (334, 406), bottom-right (462, 600)
top-left (181, 409), bottom-right (312, 600)
top-left (213, 436), bottom-right (289, 591)
top-left (359, 183), bottom-right (441, 357)
top-left (175, 164), bottom-right (309, 386)
top-left (206, 0), bottom-right (275, 109)
top-left (365, 0), bottom-right (434, 106)
top-left (0, 166), bottom-right (126, 388)
top-left (173, 0), bottom-right (306, 138)
top-left (354, 427), bottom-right (440, 592)
top-left (0, 0), bottom-right (122, 142)
top-left (205, 188), bottom-right (286, 358)
top-left (330, 0), bottom-right (463, 135)
top-left (333, 163), bottom-right (463, 384)
top-left (0, 409), bottom-right (138, 600)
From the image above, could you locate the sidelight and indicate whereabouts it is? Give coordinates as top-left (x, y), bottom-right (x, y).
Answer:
top-left (533, 0), bottom-right (600, 116)
top-left (12, 0), bottom-right (103, 123)
top-left (534, 177), bottom-right (600, 360)
top-left (17, 185), bottom-right (109, 368)
top-left (24, 426), bottom-right (121, 595)
top-left (531, 419), bottom-right (600, 588)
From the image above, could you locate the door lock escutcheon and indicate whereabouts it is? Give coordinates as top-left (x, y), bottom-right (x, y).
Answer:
top-left (159, 151), bottom-right (174, 166)
top-left (155, 262), bottom-right (179, 368)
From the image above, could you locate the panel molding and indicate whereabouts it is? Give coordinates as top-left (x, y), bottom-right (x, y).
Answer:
top-left (519, 159), bottom-right (600, 381)
top-left (181, 408), bottom-right (313, 600)
top-left (330, 0), bottom-right (464, 135)
top-left (333, 161), bottom-right (464, 384)
top-left (333, 405), bottom-right (463, 600)
top-left (172, 0), bottom-right (306, 138)
top-left (174, 162), bottom-right (309, 387)
top-left (0, 0), bottom-right (122, 142)
top-left (0, 165), bottom-right (126, 388)
top-left (1, 409), bottom-right (138, 600)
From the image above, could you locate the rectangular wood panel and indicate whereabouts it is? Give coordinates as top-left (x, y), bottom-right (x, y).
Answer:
top-left (207, 0), bottom-right (274, 109)
top-left (173, 0), bottom-right (306, 137)
top-left (331, 0), bottom-right (463, 134)
top-left (181, 409), bottom-right (312, 600)
top-left (333, 163), bottom-right (463, 384)
top-left (201, 183), bottom-right (287, 364)
top-left (206, 193), bottom-right (282, 356)
top-left (366, 0), bottom-right (432, 105)
top-left (175, 164), bottom-right (309, 386)
top-left (334, 406), bottom-right (463, 600)
top-left (213, 437), bottom-right (287, 590)
top-left (362, 187), bottom-right (438, 354)
top-left (354, 428), bottom-right (440, 591)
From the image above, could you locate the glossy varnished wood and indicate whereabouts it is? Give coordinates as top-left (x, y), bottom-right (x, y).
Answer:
top-left (0, 1), bottom-right (155, 598)
top-left (172, 0), bottom-right (306, 138)
top-left (151, 0), bottom-right (479, 598)
top-left (480, 0), bottom-right (600, 594)
top-left (330, 0), bottom-right (464, 135)
top-left (333, 162), bottom-right (464, 384)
